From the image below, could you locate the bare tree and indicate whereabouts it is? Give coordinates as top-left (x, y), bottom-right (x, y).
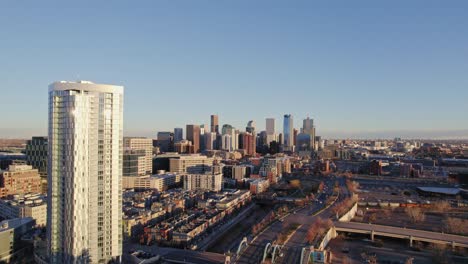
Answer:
top-left (432, 201), bottom-right (450, 213)
top-left (405, 207), bottom-right (425, 223)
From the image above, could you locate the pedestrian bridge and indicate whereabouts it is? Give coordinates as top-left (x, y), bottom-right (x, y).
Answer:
top-left (334, 222), bottom-right (468, 248)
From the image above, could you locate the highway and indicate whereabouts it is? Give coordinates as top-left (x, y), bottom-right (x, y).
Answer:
top-left (235, 176), bottom-right (349, 264)
top-left (334, 221), bottom-right (468, 248)
top-left (276, 177), bottom-right (350, 264)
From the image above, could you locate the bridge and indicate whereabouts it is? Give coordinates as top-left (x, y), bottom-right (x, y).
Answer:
top-left (334, 221), bottom-right (468, 249)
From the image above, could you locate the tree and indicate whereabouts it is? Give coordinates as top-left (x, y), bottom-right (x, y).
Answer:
top-left (405, 257), bottom-right (414, 264)
top-left (290, 179), bottom-right (301, 189)
top-left (368, 213), bottom-right (377, 224)
top-left (444, 217), bottom-right (468, 235)
top-left (405, 207), bottom-right (425, 223)
top-left (432, 201), bottom-right (450, 212)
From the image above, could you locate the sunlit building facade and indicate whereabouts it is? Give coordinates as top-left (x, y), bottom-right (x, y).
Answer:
top-left (47, 81), bottom-right (123, 263)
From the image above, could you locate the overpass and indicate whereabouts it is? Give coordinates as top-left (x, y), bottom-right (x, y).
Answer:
top-left (334, 221), bottom-right (468, 249)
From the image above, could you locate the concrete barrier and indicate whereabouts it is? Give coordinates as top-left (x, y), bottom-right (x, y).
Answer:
top-left (338, 202), bottom-right (358, 222)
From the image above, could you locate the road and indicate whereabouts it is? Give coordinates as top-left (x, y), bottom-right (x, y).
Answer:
top-left (334, 221), bottom-right (468, 248)
top-left (276, 177), bottom-right (350, 264)
top-left (124, 243), bottom-right (226, 264)
top-left (236, 176), bottom-right (349, 264)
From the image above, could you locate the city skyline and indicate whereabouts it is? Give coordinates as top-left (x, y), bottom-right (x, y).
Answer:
top-left (1, 1), bottom-right (468, 139)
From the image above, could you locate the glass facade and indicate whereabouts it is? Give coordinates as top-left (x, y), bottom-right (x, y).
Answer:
top-left (47, 81), bottom-right (123, 264)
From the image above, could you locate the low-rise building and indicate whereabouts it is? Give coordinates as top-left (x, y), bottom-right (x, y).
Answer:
top-left (0, 165), bottom-right (42, 197)
top-left (0, 218), bottom-right (35, 263)
top-left (123, 173), bottom-right (179, 191)
top-left (0, 194), bottom-right (47, 226)
top-left (183, 173), bottom-right (222, 192)
top-left (169, 155), bottom-right (214, 174)
top-left (249, 179), bottom-right (270, 194)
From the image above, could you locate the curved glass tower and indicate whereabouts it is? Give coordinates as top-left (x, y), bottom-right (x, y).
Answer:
top-left (47, 81), bottom-right (123, 263)
top-left (283, 114), bottom-right (293, 151)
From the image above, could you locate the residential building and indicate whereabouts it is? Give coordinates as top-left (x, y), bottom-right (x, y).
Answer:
top-left (0, 194), bottom-right (47, 226)
top-left (122, 173), bottom-right (178, 191)
top-left (124, 137), bottom-right (153, 175)
top-left (25, 136), bottom-right (48, 193)
top-left (249, 179), bottom-right (270, 194)
top-left (183, 173), bottom-right (222, 192)
top-left (123, 149), bottom-right (146, 177)
top-left (169, 155), bottom-right (214, 174)
top-left (0, 165), bottom-right (41, 197)
top-left (47, 81), bottom-right (123, 263)
top-left (0, 218), bottom-right (35, 263)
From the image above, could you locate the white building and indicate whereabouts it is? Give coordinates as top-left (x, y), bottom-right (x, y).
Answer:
top-left (122, 173), bottom-right (178, 191)
top-left (183, 173), bottom-right (222, 192)
top-left (169, 155), bottom-right (214, 174)
top-left (221, 134), bottom-right (232, 151)
top-left (47, 81), bottom-right (123, 263)
top-left (123, 137), bottom-right (153, 175)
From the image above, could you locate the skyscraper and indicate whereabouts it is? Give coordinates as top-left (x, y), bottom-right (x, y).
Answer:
top-left (186, 124), bottom-right (200, 153)
top-left (283, 114), bottom-right (294, 151)
top-left (266, 118), bottom-right (276, 145)
top-left (156, 132), bottom-right (174, 152)
top-left (246, 120), bottom-right (255, 134)
top-left (47, 81), bottom-right (123, 263)
top-left (210, 114), bottom-right (219, 134)
top-left (174, 128), bottom-right (183, 143)
top-left (302, 116), bottom-right (316, 151)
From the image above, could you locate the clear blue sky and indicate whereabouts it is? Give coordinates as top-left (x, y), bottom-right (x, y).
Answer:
top-left (1, 1), bottom-right (467, 139)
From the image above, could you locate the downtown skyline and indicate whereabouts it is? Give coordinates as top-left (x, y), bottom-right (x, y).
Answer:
top-left (1, 1), bottom-right (468, 139)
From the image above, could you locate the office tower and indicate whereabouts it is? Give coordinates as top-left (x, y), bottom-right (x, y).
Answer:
top-left (174, 128), bottom-right (183, 143)
top-left (241, 132), bottom-right (256, 156)
top-left (186, 125), bottom-right (200, 153)
top-left (199, 124), bottom-right (208, 151)
top-left (169, 155), bottom-right (214, 174)
top-left (246, 120), bottom-right (255, 134)
top-left (204, 132), bottom-right (216, 151)
top-left (0, 165), bottom-right (42, 197)
top-left (221, 134), bottom-right (232, 151)
top-left (293, 128), bottom-right (298, 146)
top-left (47, 81), bottom-right (123, 263)
top-left (156, 132), bottom-right (174, 153)
top-left (210, 115), bottom-right (219, 134)
top-left (302, 116), bottom-right (316, 151)
top-left (25, 136), bottom-right (48, 193)
top-left (124, 137), bottom-right (153, 174)
top-left (232, 130), bottom-right (239, 150)
top-left (222, 124), bottom-right (236, 151)
top-left (266, 118), bottom-right (276, 145)
top-left (283, 114), bottom-right (294, 151)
